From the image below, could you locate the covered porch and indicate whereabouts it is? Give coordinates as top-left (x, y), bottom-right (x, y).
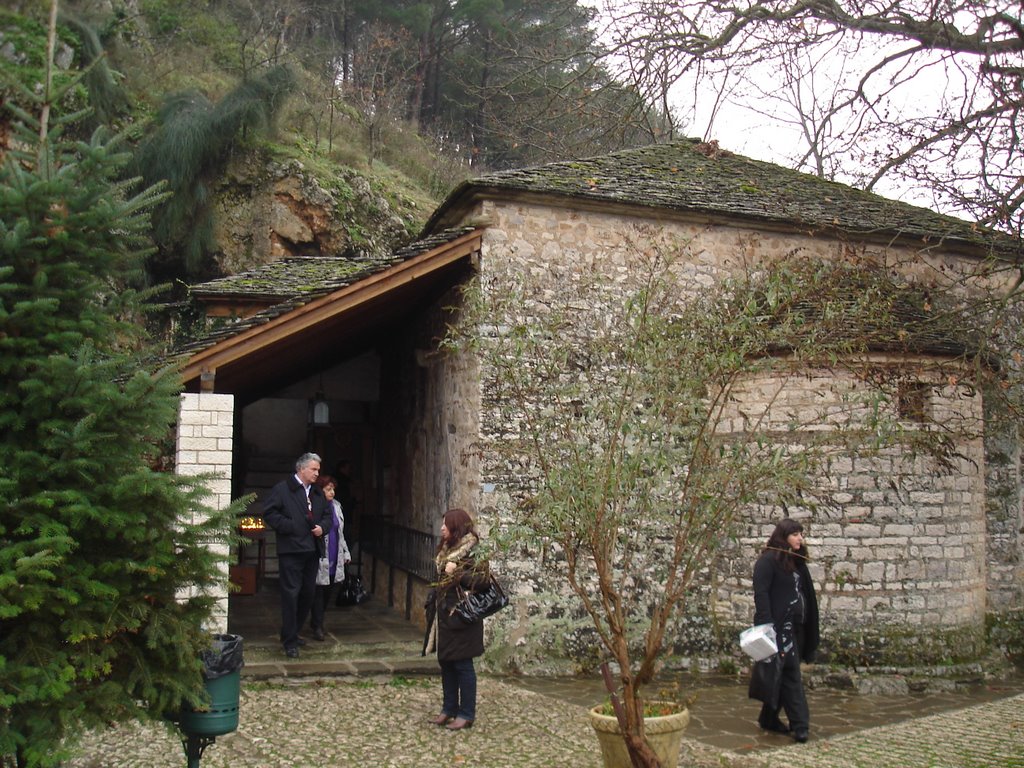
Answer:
top-left (172, 229), bottom-right (483, 631)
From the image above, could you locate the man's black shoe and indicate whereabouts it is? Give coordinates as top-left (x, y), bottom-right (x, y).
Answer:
top-left (312, 628), bottom-right (325, 641)
top-left (794, 729), bottom-right (809, 743)
top-left (285, 647), bottom-right (299, 659)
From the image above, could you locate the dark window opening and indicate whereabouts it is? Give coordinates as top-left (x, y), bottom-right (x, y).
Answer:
top-left (897, 381), bottom-right (930, 422)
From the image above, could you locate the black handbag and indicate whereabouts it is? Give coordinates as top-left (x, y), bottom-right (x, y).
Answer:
top-left (335, 573), bottom-right (370, 606)
top-left (452, 573), bottom-right (509, 624)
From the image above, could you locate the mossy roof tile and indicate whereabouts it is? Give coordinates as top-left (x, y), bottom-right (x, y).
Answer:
top-left (174, 227), bottom-right (476, 357)
top-left (189, 227), bottom-right (476, 301)
top-left (426, 139), bottom-right (1020, 259)
top-left (191, 258), bottom-right (376, 301)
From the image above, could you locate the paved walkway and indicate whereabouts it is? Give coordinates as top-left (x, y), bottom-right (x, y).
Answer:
top-left (63, 589), bottom-right (1024, 767)
top-left (751, 694), bottom-right (1024, 768)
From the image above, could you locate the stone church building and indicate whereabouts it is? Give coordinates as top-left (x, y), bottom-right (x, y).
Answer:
top-left (174, 140), bottom-right (1022, 672)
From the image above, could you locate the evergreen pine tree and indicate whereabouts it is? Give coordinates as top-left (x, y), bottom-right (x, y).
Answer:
top-left (0, 8), bottom-right (238, 766)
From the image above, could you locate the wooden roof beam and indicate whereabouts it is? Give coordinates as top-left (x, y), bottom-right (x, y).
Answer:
top-left (178, 230), bottom-right (481, 384)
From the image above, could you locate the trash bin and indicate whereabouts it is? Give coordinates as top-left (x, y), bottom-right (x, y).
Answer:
top-left (178, 633), bottom-right (244, 738)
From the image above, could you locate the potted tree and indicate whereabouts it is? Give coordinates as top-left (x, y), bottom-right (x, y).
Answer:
top-left (454, 241), bottom-right (962, 767)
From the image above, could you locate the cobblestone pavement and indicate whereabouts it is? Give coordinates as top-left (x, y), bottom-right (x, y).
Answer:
top-left (66, 676), bottom-right (612, 768)
top-left (749, 692), bottom-right (1024, 768)
top-left (65, 676), bottom-right (1024, 768)
top-left (63, 593), bottom-right (1024, 767)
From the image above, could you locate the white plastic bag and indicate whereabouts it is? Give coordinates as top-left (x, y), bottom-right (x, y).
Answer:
top-left (739, 623), bottom-right (778, 661)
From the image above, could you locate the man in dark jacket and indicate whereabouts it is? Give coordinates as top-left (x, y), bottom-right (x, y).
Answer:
top-left (262, 452), bottom-right (331, 658)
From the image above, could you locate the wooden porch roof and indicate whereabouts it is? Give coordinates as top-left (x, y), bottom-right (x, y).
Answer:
top-left (172, 228), bottom-right (481, 406)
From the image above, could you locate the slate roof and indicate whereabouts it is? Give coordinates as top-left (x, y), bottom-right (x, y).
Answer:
top-left (773, 293), bottom-right (994, 366)
top-left (425, 139), bottom-right (1021, 260)
top-left (190, 257), bottom-right (383, 302)
top-left (172, 227), bottom-right (477, 359)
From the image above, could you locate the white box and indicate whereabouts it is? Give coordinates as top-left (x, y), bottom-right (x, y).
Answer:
top-left (739, 623), bottom-right (778, 660)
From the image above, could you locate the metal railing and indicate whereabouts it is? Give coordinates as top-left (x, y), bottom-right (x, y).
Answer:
top-left (361, 519), bottom-right (437, 582)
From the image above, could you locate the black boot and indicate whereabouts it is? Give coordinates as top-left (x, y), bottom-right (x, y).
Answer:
top-left (758, 704), bottom-right (790, 734)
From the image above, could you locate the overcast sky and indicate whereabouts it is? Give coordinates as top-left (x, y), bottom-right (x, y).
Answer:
top-left (582, 0), bottom-right (962, 212)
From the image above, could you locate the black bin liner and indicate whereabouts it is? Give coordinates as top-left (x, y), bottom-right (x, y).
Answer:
top-left (199, 633), bottom-right (244, 680)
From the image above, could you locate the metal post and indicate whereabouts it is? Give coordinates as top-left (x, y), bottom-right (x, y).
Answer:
top-left (182, 734), bottom-right (216, 768)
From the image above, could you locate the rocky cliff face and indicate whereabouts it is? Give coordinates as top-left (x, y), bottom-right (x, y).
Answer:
top-left (212, 154), bottom-right (423, 276)
top-left (1, 8), bottom-right (432, 284)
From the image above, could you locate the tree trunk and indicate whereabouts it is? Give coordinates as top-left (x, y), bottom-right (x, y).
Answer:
top-left (470, 33), bottom-right (491, 168)
top-left (621, 688), bottom-right (663, 768)
top-left (622, 729), bottom-right (662, 768)
top-left (603, 654), bottom-right (665, 768)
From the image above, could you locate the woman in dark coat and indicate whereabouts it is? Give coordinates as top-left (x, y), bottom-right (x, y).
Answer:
top-left (749, 517), bottom-right (820, 743)
top-left (422, 508), bottom-right (489, 731)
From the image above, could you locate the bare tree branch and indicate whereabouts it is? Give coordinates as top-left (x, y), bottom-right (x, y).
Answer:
top-left (597, 0), bottom-right (1024, 238)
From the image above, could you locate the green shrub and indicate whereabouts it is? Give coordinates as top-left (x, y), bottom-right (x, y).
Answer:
top-left (987, 609), bottom-right (1024, 664)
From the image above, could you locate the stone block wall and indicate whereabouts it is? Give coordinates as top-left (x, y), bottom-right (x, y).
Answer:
top-left (713, 362), bottom-right (988, 661)
top-left (371, 282), bottom-right (481, 619)
top-left (176, 392), bottom-right (235, 632)
top-left (466, 198), bottom-right (1019, 671)
top-left (379, 283), bottom-right (480, 535)
top-left (984, 404), bottom-right (1024, 613)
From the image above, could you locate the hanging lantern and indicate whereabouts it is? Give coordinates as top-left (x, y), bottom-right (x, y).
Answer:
top-left (309, 392), bottom-right (330, 426)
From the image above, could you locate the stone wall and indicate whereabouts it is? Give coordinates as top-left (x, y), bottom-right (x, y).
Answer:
top-left (713, 362), bottom-right (988, 663)
top-left (984, 399), bottom-right (1024, 614)
top-left (372, 283), bottom-right (481, 618)
top-left (375, 283), bottom-right (480, 533)
top-left (466, 198), bottom-right (1021, 671)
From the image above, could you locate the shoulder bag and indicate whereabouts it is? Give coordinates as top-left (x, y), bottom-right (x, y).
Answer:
top-left (452, 572), bottom-right (509, 624)
top-left (315, 555), bottom-right (331, 586)
top-left (315, 535), bottom-right (330, 586)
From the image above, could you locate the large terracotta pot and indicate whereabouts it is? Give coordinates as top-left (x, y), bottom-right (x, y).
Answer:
top-left (587, 702), bottom-right (690, 768)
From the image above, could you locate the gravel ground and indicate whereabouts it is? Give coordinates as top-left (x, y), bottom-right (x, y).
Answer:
top-left (65, 677), bottom-right (658, 768)
top-left (63, 676), bottom-right (1024, 768)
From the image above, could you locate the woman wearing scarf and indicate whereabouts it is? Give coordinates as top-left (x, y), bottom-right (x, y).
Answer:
top-left (308, 474), bottom-right (352, 641)
top-left (423, 508), bottom-right (489, 731)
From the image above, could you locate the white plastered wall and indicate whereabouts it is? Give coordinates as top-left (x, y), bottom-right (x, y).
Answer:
top-left (176, 392), bottom-right (235, 632)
